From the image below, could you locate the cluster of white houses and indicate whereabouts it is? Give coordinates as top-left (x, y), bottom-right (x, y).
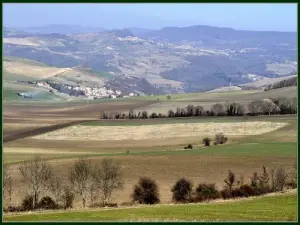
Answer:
top-left (24, 81), bottom-right (137, 100)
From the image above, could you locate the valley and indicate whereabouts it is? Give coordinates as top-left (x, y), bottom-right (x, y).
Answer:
top-left (3, 24), bottom-right (297, 99)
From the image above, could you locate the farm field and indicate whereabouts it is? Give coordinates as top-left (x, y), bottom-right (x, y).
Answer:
top-left (3, 87), bottom-right (297, 221)
top-left (3, 113), bottom-right (297, 206)
top-left (134, 87), bottom-right (297, 114)
top-left (4, 191), bottom-right (297, 222)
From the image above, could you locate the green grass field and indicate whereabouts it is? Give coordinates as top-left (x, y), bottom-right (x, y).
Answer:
top-left (4, 56), bottom-right (47, 66)
top-left (4, 193), bottom-right (296, 221)
top-left (4, 139), bottom-right (297, 165)
top-left (3, 84), bottom-right (64, 102)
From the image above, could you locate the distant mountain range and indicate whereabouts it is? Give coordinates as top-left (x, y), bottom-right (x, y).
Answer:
top-left (5, 24), bottom-right (106, 35)
top-left (3, 24), bottom-right (297, 95)
top-left (139, 25), bottom-right (296, 48)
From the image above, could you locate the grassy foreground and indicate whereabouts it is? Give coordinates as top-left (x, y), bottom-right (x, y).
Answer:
top-left (4, 193), bottom-right (297, 222)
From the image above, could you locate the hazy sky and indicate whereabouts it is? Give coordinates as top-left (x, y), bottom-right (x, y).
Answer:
top-left (3, 3), bottom-right (297, 32)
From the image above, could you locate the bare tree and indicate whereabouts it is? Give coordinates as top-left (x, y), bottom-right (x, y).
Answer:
top-left (3, 164), bottom-right (10, 193)
top-left (3, 164), bottom-right (12, 204)
top-left (224, 170), bottom-right (235, 191)
top-left (262, 99), bottom-right (279, 115)
top-left (195, 105), bottom-right (204, 116)
top-left (175, 107), bottom-right (181, 117)
top-left (93, 158), bottom-right (124, 204)
top-left (186, 105), bottom-right (195, 117)
top-left (248, 100), bottom-right (263, 115)
top-left (211, 104), bottom-right (225, 116)
top-left (141, 111), bottom-right (148, 119)
top-left (236, 175), bottom-right (244, 187)
top-left (236, 103), bottom-right (245, 116)
top-left (270, 168), bottom-right (276, 192)
top-left (69, 158), bottom-right (94, 208)
top-left (61, 186), bottom-right (75, 209)
top-left (19, 157), bottom-right (53, 209)
top-left (275, 167), bottom-right (288, 191)
top-left (259, 166), bottom-right (270, 189)
top-left (50, 176), bottom-right (63, 204)
top-left (167, 109), bottom-right (175, 118)
top-left (100, 111), bottom-right (108, 119)
top-left (128, 109), bottom-right (135, 119)
top-left (291, 163), bottom-right (297, 188)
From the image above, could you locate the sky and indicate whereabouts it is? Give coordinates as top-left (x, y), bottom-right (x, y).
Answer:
top-left (3, 3), bottom-right (298, 32)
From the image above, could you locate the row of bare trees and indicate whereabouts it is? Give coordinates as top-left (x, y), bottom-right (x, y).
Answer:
top-left (3, 157), bottom-right (124, 212)
top-left (100, 98), bottom-right (297, 120)
top-left (3, 158), bottom-right (297, 212)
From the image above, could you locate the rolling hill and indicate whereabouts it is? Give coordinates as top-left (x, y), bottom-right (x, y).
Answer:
top-left (3, 24), bottom-right (298, 94)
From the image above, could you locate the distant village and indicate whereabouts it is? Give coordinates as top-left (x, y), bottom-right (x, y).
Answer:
top-left (16, 80), bottom-right (138, 100)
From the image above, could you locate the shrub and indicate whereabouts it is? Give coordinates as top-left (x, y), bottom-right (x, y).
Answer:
top-left (221, 184), bottom-right (255, 199)
top-left (184, 144), bottom-right (193, 149)
top-left (171, 178), bottom-right (192, 203)
top-left (214, 133), bottom-right (228, 145)
top-left (203, 137), bottom-right (211, 147)
top-left (220, 188), bottom-right (232, 199)
top-left (231, 188), bottom-right (243, 198)
top-left (193, 183), bottom-right (220, 202)
top-left (231, 184), bottom-right (255, 198)
top-left (239, 184), bottom-right (255, 197)
top-left (132, 177), bottom-right (160, 204)
top-left (37, 196), bottom-right (58, 210)
top-left (6, 206), bottom-right (23, 213)
top-left (21, 195), bottom-right (34, 211)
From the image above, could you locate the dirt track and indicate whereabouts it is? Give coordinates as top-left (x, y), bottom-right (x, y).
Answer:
top-left (3, 120), bottom-right (95, 143)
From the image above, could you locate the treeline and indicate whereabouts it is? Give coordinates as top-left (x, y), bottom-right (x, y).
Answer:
top-left (3, 157), bottom-right (123, 212)
top-left (100, 98), bottom-right (297, 120)
top-left (3, 157), bottom-right (297, 213)
top-left (133, 165), bottom-right (297, 205)
top-left (168, 165), bottom-right (297, 204)
top-left (264, 76), bottom-right (297, 91)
